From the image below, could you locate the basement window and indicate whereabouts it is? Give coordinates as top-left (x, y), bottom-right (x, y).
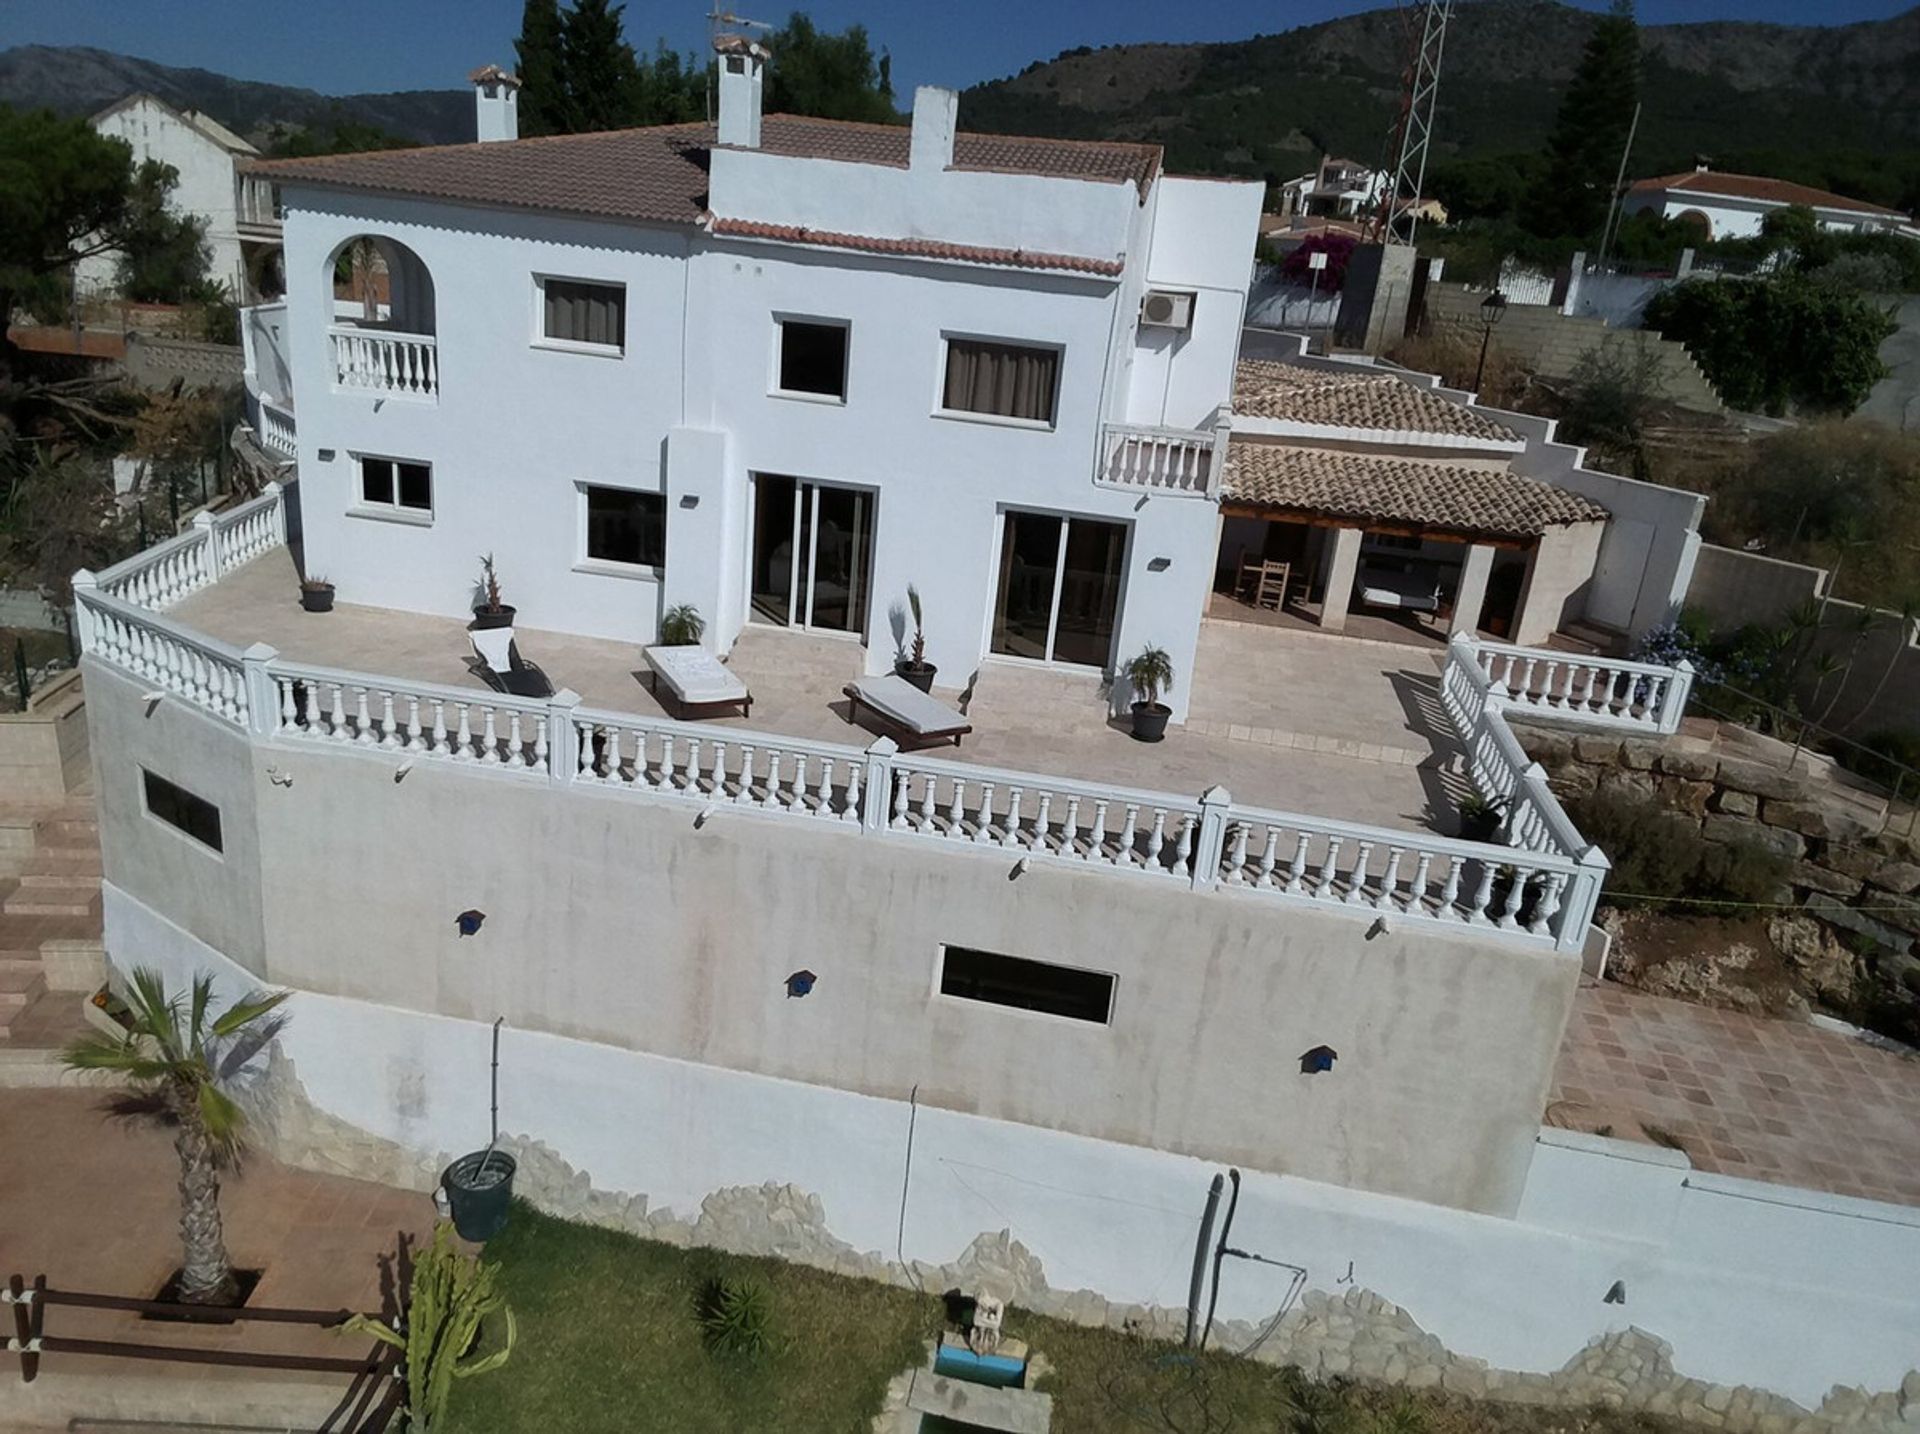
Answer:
top-left (776, 319), bottom-right (849, 400)
top-left (938, 946), bottom-right (1114, 1025)
top-left (143, 770), bottom-right (222, 853)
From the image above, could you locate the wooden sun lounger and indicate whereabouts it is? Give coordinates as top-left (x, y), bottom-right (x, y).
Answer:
top-left (843, 674), bottom-right (971, 749)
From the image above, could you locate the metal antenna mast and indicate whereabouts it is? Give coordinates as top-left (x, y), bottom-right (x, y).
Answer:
top-left (1365, 0), bottom-right (1452, 247)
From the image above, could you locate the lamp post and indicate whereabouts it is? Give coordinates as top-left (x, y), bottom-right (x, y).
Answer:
top-left (1473, 290), bottom-right (1508, 395)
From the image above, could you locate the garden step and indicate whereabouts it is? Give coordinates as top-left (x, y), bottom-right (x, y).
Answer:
top-left (19, 853), bottom-right (104, 882)
top-left (0, 963), bottom-right (47, 1013)
top-left (34, 817), bottom-right (100, 847)
top-left (3, 884), bottom-right (101, 918)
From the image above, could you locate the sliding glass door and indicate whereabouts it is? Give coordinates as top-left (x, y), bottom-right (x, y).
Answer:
top-left (991, 512), bottom-right (1126, 667)
top-left (749, 475), bottom-right (873, 636)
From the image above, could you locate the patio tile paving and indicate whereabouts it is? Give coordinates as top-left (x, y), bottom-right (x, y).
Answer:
top-left (1549, 979), bottom-right (1920, 1207)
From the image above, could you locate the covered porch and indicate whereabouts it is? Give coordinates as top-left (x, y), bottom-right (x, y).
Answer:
top-left (1216, 439), bottom-right (1609, 649)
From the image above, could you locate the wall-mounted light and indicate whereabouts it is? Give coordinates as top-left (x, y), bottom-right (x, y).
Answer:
top-left (1148, 557), bottom-right (1171, 573)
top-left (679, 494), bottom-right (700, 509)
top-left (317, 448), bottom-right (337, 462)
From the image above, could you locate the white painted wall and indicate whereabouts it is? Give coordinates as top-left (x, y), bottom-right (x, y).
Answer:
top-left (1131, 177), bottom-right (1263, 430)
top-left (75, 97), bottom-right (251, 298)
top-left (110, 884), bottom-right (1920, 1412)
top-left (1622, 187), bottom-right (1909, 241)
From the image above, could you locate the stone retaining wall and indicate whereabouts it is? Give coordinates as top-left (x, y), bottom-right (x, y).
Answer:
top-left (249, 1050), bottom-right (1920, 1433)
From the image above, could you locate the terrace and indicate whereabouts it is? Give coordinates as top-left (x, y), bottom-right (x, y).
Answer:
top-left (76, 485), bottom-right (1698, 953)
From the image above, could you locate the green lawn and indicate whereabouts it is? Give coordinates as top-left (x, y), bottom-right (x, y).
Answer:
top-left (445, 1203), bottom-right (1698, 1434)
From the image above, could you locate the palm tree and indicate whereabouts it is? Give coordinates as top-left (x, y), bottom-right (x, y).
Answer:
top-left (64, 968), bottom-right (290, 1304)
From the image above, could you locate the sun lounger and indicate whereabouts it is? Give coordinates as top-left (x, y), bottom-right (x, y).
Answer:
top-left (468, 628), bottom-right (554, 698)
top-left (645, 644), bottom-right (752, 719)
top-left (843, 674), bottom-right (971, 749)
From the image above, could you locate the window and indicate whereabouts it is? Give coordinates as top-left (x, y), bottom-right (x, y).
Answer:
top-left (776, 319), bottom-right (849, 399)
top-left (358, 456), bottom-right (432, 514)
top-left (939, 946), bottom-right (1114, 1025)
top-left (583, 485), bottom-right (666, 570)
top-left (143, 770), bottom-right (222, 852)
top-left (540, 277), bottom-right (626, 351)
top-left (941, 338), bottom-right (1061, 425)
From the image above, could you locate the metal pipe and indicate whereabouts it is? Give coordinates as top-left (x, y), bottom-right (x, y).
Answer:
top-left (1200, 1168), bottom-right (1242, 1350)
top-left (1185, 1174), bottom-right (1225, 1346)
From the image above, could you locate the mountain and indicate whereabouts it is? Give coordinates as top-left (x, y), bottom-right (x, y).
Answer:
top-left (958, 0), bottom-right (1920, 202)
top-left (0, 46), bottom-right (470, 147)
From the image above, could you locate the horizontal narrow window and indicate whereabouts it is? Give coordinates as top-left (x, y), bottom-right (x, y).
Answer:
top-left (778, 319), bottom-right (849, 398)
top-left (358, 456), bottom-right (432, 514)
top-left (143, 770), bottom-right (222, 852)
top-left (942, 338), bottom-right (1060, 424)
top-left (939, 945), bottom-right (1113, 1024)
top-left (584, 485), bottom-right (666, 569)
top-left (542, 278), bottom-right (626, 351)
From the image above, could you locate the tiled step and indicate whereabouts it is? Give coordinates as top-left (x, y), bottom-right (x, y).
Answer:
top-left (35, 818), bottom-right (100, 846)
top-left (0, 963), bottom-right (49, 1033)
top-left (19, 852), bottom-right (104, 882)
top-left (2, 881), bottom-right (101, 918)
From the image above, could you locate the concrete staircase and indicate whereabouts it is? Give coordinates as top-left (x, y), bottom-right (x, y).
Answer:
top-left (0, 789), bottom-right (105, 1071)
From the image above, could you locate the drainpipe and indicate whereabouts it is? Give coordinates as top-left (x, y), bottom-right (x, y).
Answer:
top-left (1184, 1173), bottom-right (1225, 1346)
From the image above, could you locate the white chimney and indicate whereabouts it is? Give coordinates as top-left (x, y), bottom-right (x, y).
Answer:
top-left (911, 86), bottom-right (958, 172)
top-left (471, 64), bottom-right (521, 143)
top-left (715, 36), bottom-right (768, 149)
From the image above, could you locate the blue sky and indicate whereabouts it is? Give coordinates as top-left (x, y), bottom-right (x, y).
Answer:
top-left (6, 0), bottom-right (1913, 98)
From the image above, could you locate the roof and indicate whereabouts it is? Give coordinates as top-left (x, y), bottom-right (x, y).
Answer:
top-left (1234, 361), bottom-right (1522, 444)
top-left (90, 92), bottom-right (259, 156)
top-left (1629, 170), bottom-right (1909, 220)
top-left (251, 115), bottom-right (1162, 229)
top-left (709, 218), bottom-right (1122, 277)
top-left (1223, 441), bottom-right (1607, 540)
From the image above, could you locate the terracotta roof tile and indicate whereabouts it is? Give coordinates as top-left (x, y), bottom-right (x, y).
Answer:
top-left (1223, 441), bottom-right (1606, 539)
top-left (708, 217), bottom-right (1122, 276)
top-left (1234, 361), bottom-right (1521, 444)
top-left (251, 115), bottom-right (1161, 227)
top-left (1629, 170), bottom-right (1909, 220)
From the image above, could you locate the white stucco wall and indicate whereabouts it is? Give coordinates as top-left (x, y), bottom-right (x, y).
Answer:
top-left (75, 97), bottom-right (249, 298)
top-left (1622, 188), bottom-right (1909, 241)
top-left (108, 882), bottom-right (1920, 1411)
top-left (84, 656), bottom-right (1575, 1215)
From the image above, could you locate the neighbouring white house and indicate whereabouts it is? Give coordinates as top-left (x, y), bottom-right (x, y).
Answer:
top-left (1622, 163), bottom-right (1914, 242)
top-left (73, 92), bottom-right (283, 303)
top-left (68, 50), bottom-right (1920, 1428)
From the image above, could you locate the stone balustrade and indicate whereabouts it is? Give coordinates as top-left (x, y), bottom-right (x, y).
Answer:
top-left (328, 326), bottom-right (438, 401)
top-left (258, 400), bottom-right (297, 459)
top-left (72, 507), bottom-right (1710, 955)
top-left (1095, 421), bottom-right (1227, 498)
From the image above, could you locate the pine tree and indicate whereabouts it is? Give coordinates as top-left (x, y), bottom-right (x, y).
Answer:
top-left (1522, 0), bottom-right (1639, 241)
top-left (559, 0), bottom-right (644, 133)
top-left (766, 15), bottom-right (899, 125)
top-left (514, 0), bottom-right (566, 138)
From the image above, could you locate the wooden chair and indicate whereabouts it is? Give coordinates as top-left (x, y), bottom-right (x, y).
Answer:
top-left (1251, 559), bottom-right (1290, 611)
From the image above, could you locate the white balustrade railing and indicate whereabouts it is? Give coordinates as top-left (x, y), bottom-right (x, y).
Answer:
top-left (573, 708), bottom-right (868, 822)
top-left (72, 586), bottom-right (252, 728)
top-left (258, 400), bottom-right (296, 459)
top-left (92, 528), bottom-right (214, 611)
top-left (329, 327), bottom-right (438, 401)
top-left (1469, 639), bottom-right (1694, 736)
top-left (1096, 421), bottom-right (1227, 498)
top-left (270, 664), bottom-right (552, 773)
top-left (211, 488), bottom-right (288, 572)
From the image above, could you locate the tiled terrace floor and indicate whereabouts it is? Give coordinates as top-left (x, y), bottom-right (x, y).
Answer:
top-left (171, 550), bottom-right (1471, 834)
top-left (1550, 980), bottom-right (1920, 1208)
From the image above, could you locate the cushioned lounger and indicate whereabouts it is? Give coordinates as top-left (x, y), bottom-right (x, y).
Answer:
top-left (468, 628), bottom-right (553, 698)
top-left (842, 674), bottom-right (971, 748)
top-left (645, 644), bottom-right (752, 719)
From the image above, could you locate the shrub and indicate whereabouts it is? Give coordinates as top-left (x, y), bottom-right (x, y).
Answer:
top-left (1279, 233), bottom-right (1357, 291)
top-left (1644, 276), bottom-right (1896, 416)
top-left (1568, 788), bottom-right (1789, 911)
top-left (659, 603), bottom-right (704, 646)
top-left (1560, 338), bottom-right (1662, 460)
top-left (696, 1274), bottom-right (775, 1357)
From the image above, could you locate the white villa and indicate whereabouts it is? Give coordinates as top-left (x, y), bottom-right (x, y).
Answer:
top-left (74, 92), bottom-right (284, 303)
top-left (59, 50), bottom-right (1920, 1427)
top-left (1623, 163), bottom-right (1915, 242)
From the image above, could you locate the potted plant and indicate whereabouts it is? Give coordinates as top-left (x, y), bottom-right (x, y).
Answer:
top-left (1457, 792), bottom-right (1507, 843)
top-left (470, 554), bottom-right (515, 631)
top-left (1125, 645), bottom-right (1175, 742)
top-left (300, 575), bottom-right (335, 613)
top-left (660, 603), bottom-right (705, 646)
top-left (896, 585), bottom-right (936, 692)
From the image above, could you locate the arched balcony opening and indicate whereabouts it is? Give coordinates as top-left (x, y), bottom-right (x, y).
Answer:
top-left (326, 235), bottom-right (438, 401)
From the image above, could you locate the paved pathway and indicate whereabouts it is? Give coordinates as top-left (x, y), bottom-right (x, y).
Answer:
top-left (1551, 980), bottom-right (1920, 1207)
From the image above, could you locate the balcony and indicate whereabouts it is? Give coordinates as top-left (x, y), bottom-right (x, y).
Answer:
top-left (236, 175), bottom-right (281, 240)
top-left (329, 326), bottom-right (439, 401)
top-left (1095, 420), bottom-right (1229, 498)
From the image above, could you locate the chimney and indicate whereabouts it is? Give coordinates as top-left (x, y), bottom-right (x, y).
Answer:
top-left (910, 86), bottom-right (958, 172)
top-left (714, 35), bottom-right (768, 149)
top-left (470, 64), bottom-right (521, 143)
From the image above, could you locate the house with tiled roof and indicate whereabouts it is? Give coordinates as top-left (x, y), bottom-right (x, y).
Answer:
top-left (240, 51), bottom-right (1259, 715)
top-left (1621, 163), bottom-right (1914, 241)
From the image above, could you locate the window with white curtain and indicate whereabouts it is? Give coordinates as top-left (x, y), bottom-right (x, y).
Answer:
top-left (940, 337), bottom-right (1061, 425)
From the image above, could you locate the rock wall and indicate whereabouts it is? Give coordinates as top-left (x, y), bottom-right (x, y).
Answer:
top-left (248, 1050), bottom-right (1920, 1434)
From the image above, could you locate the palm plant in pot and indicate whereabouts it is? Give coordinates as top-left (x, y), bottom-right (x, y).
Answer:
top-left (660, 603), bottom-right (705, 646)
top-left (896, 585), bottom-right (936, 692)
top-left (470, 554), bottom-right (514, 631)
top-left (1457, 792), bottom-right (1507, 843)
top-left (62, 968), bottom-right (291, 1306)
top-left (1125, 645), bottom-right (1175, 742)
top-left (300, 575), bottom-right (335, 613)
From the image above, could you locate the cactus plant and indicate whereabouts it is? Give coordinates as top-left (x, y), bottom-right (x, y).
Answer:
top-left (342, 1221), bottom-right (515, 1429)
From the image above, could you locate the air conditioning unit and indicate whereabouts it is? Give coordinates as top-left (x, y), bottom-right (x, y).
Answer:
top-left (1140, 289), bottom-right (1195, 330)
